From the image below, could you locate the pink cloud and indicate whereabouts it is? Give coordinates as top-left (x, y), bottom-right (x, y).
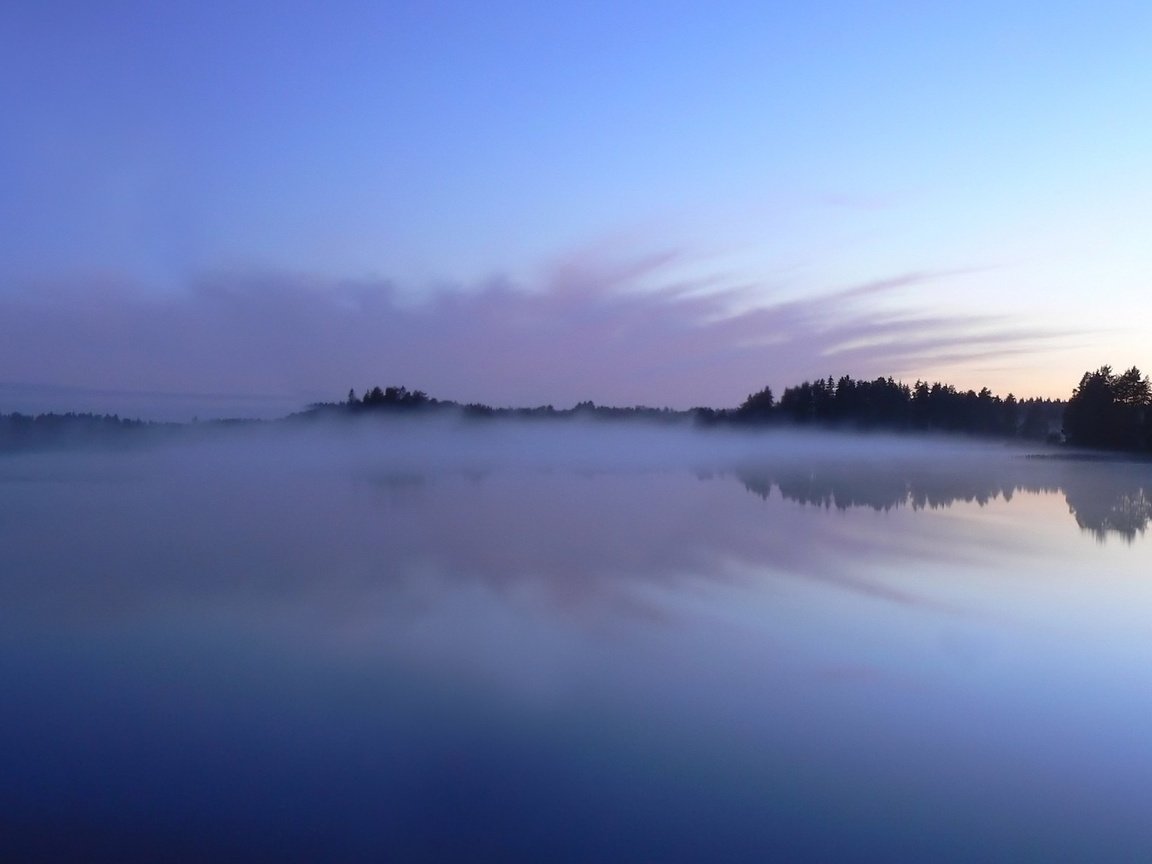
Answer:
top-left (0, 252), bottom-right (1067, 416)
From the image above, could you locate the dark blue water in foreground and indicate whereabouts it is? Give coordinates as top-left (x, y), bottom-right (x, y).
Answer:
top-left (3, 424), bottom-right (1152, 862)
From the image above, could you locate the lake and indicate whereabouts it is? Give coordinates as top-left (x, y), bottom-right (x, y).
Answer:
top-left (3, 421), bottom-right (1152, 862)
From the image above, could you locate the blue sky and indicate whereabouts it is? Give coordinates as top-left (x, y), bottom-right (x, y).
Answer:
top-left (3, 1), bottom-right (1150, 417)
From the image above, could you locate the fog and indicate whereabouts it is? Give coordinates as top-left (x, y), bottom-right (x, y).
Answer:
top-left (3, 418), bottom-right (1147, 627)
top-left (66, 410), bottom-right (1053, 473)
top-left (5, 419), bottom-right (1152, 862)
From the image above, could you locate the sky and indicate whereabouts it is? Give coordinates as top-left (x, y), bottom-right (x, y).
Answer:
top-left (3, 1), bottom-right (1150, 419)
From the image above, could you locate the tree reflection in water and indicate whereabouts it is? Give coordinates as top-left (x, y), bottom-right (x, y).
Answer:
top-left (735, 456), bottom-right (1152, 541)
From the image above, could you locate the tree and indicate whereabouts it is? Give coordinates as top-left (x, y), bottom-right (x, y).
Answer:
top-left (1114, 366), bottom-right (1150, 407)
top-left (737, 385), bottom-right (775, 421)
top-left (1002, 393), bottom-right (1019, 437)
top-left (1063, 366), bottom-right (1149, 450)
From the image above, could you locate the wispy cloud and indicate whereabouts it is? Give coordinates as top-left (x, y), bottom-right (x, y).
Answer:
top-left (0, 252), bottom-right (1070, 417)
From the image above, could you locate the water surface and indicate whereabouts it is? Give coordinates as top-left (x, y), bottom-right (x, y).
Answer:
top-left (3, 423), bottom-right (1152, 862)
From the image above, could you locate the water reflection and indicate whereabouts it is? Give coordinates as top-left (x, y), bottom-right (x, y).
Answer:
top-left (3, 437), bottom-right (1151, 635)
top-left (1062, 468), bottom-right (1152, 540)
top-left (735, 455), bottom-right (1152, 541)
top-left (4, 431), bottom-right (1152, 862)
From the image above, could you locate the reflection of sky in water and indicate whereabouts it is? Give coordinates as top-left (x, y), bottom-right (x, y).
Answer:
top-left (3, 428), bottom-right (1152, 862)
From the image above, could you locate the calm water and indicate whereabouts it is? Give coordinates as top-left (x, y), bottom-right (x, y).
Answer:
top-left (3, 423), bottom-right (1152, 862)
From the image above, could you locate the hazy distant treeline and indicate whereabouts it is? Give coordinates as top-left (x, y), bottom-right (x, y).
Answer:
top-left (6, 367), bottom-right (1150, 453)
top-left (327, 377), bottom-right (1065, 441)
top-left (0, 411), bottom-right (158, 451)
top-left (331, 385), bottom-right (685, 422)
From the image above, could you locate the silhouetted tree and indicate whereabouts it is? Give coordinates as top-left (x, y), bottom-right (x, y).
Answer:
top-left (1064, 366), bottom-right (1150, 450)
top-left (1020, 398), bottom-right (1059, 440)
top-left (1002, 394), bottom-right (1019, 437)
top-left (736, 385), bottom-right (775, 421)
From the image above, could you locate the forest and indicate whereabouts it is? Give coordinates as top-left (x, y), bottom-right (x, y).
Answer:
top-left (728, 366), bottom-right (1152, 451)
top-left (0, 411), bottom-right (157, 450)
top-left (336, 376), bottom-right (1066, 442)
top-left (1061, 366), bottom-right (1152, 451)
top-left (729, 375), bottom-right (1061, 439)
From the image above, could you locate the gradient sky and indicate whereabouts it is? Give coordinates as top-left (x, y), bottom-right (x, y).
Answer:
top-left (3, 1), bottom-right (1150, 418)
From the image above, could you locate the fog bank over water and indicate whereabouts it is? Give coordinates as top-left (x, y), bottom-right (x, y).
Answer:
top-left (145, 412), bottom-right (1048, 472)
top-left (3, 420), bottom-right (1148, 628)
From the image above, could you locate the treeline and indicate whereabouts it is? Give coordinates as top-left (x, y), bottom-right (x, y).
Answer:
top-left (724, 365), bottom-right (1152, 452)
top-left (350, 385), bottom-right (434, 410)
top-left (329, 375), bottom-right (1065, 441)
top-left (0, 412), bottom-right (154, 451)
top-left (1063, 366), bottom-right (1152, 451)
top-left (724, 375), bottom-right (1062, 440)
top-left (7, 366), bottom-right (1147, 453)
top-left (324, 386), bottom-right (683, 422)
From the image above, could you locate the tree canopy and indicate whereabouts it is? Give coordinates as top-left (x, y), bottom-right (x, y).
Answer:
top-left (733, 374), bottom-right (1059, 439)
top-left (1063, 366), bottom-right (1151, 450)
